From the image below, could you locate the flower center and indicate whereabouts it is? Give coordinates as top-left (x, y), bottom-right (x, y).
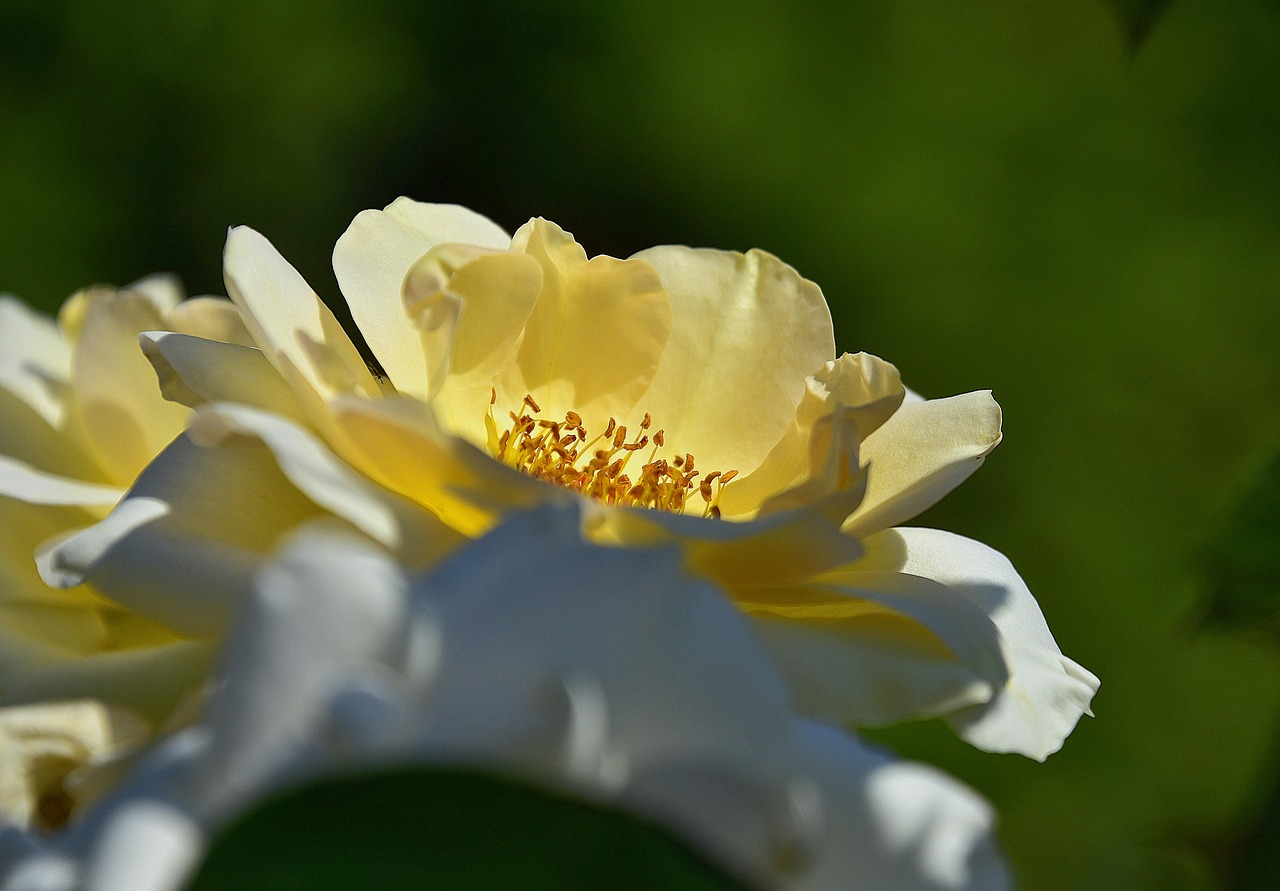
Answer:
top-left (489, 392), bottom-right (736, 516)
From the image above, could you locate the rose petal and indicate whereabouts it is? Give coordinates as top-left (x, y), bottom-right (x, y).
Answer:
top-left (69, 292), bottom-right (190, 484)
top-left (843, 391), bottom-right (1002, 536)
top-left (851, 528), bottom-right (1099, 760)
top-left (508, 218), bottom-right (671, 433)
top-left (139, 332), bottom-right (303, 421)
top-left (333, 199), bottom-right (512, 398)
top-left (223, 226), bottom-right (379, 401)
top-left (632, 246), bottom-right (835, 478)
top-left (792, 720), bottom-right (1009, 891)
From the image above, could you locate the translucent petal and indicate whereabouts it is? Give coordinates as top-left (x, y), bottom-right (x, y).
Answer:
top-left (333, 199), bottom-right (511, 398)
top-left (843, 391), bottom-right (1002, 536)
top-left (508, 218), bottom-right (671, 433)
top-left (633, 246), bottom-right (834, 477)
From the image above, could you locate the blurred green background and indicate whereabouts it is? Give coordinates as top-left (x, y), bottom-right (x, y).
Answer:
top-left (3, 0), bottom-right (1279, 887)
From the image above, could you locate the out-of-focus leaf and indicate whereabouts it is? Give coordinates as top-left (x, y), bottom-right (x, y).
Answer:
top-left (1227, 759), bottom-right (1280, 891)
top-left (185, 767), bottom-right (748, 891)
top-left (1108, 0), bottom-right (1174, 52)
top-left (1202, 448), bottom-right (1280, 638)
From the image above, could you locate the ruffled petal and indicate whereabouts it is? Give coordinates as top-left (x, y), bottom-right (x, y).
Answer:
top-left (849, 528), bottom-right (1099, 760)
top-left (718, 352), bottom-right (902, 519)
top-left (508, 218), bottom-right (671, 433)
top-left (843, 391), bottom-right (1002, 536)
top-left (632, 246), bottom-right (835, 478)
top-left (403, 247), bottom-right (543, 441)
top-left (333, 199), bottom-right (512, 398)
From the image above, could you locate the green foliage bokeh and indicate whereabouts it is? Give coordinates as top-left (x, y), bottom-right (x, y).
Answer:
top-left (3, 1), bottom-right (1280, 888)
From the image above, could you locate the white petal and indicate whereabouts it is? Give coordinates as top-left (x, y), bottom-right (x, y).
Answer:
top-left (416, 504), bottom-right (797, 785)
top-left (38, 432), bottom-right (328, 636)
top-left (792, 720), bottom-right (1009, 891)
top-left (863, 528), bottom-right (1098, 760)
top-left (140, 332), bottom-right (303, 421)
top-left (0, 456), bottom-right (122, 506)
top-left (80, 800), bottom-right (202, 891)
top-left (192, 524), bottom-right (408, 818)
top-left (0, 643), bottom-right (215, 726)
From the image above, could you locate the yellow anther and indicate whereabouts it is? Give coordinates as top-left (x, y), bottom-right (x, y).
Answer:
top-left (490, 395), bottom-right (735, 515)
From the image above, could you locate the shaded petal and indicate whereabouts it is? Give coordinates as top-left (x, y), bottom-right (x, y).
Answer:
top-left (740, 572), bottom-right (1006, 727)
top-left (0, 456), bottom-right (122, 506)
top-left (192, 523), bottom-right (409, 818)
top-left (843, 392), bottom-right (1002, 536)
top-left (851, 528), bottom-right (1099, 760)
top-left (223, 226), bottom-right (379, 401)
top-left (719, 352), bottom-right (902, 519)
top-left (0, 296), bottom-right (71, 427)
top-left (632, 246), bottom-right (835, 477)
top-left (0, 643), bottom-right (214, 726)
top-left (509, 218), bottom-right (671, 432)
top-left (140, 332), bottom-right (304, 421)
top-left (162, 296), bottom-right (255, 347)
top-left (403, 247), bottom-right (543, 440)
top-left (333, 199), bottom-right (511, 397)
top-left (595, 478), bottom-right (865, 589)
top-left (69, 292), bottom-right (190, 484)
top-left (187, 403), bottom-right (462, 568)
top-left (417, 503), bottom-right (796, 784)
top-left (79, 800), bottom-right (203, 891)
top-left (792, 721), bottom-right (1009, 891)
top-left (329, 396), bottom-right (552, 537)
top-left (38, 433), bottom-right (328, 637)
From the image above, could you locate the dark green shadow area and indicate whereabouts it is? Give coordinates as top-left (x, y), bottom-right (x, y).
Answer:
top-left (185, 767), bottom-right (749, 891)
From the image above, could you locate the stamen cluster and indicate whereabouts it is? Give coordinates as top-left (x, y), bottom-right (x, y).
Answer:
top-left (492, 393), bottom-right (736, 516)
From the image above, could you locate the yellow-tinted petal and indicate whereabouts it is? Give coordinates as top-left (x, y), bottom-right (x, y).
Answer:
top-left (403, 247), bottom-right (544, 442)
top-left (720, 353), bottom-right (902, 519)
top-left (596, 476), bottom-right (865, 588)
top-left (140, 332), bottom-right (304, 422)
top-left (843, 391), bottom-right (1003, 536)
top-left (0, 296), bottom-right (71, 428)
top-left (163, 296), bottom-right (256, 347)
top-left (70, 291), bottom-right (190, 485)
top-left (333, 199), bottom-right (512, 398)
top-left (329, 396), bottom-right (552, 538)
top-left (631, 246), bottom-right (835, 477)
top-left (223, 226), bottom-right (380, 402)
top-left (508, 218), bottom-right (671, 432)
